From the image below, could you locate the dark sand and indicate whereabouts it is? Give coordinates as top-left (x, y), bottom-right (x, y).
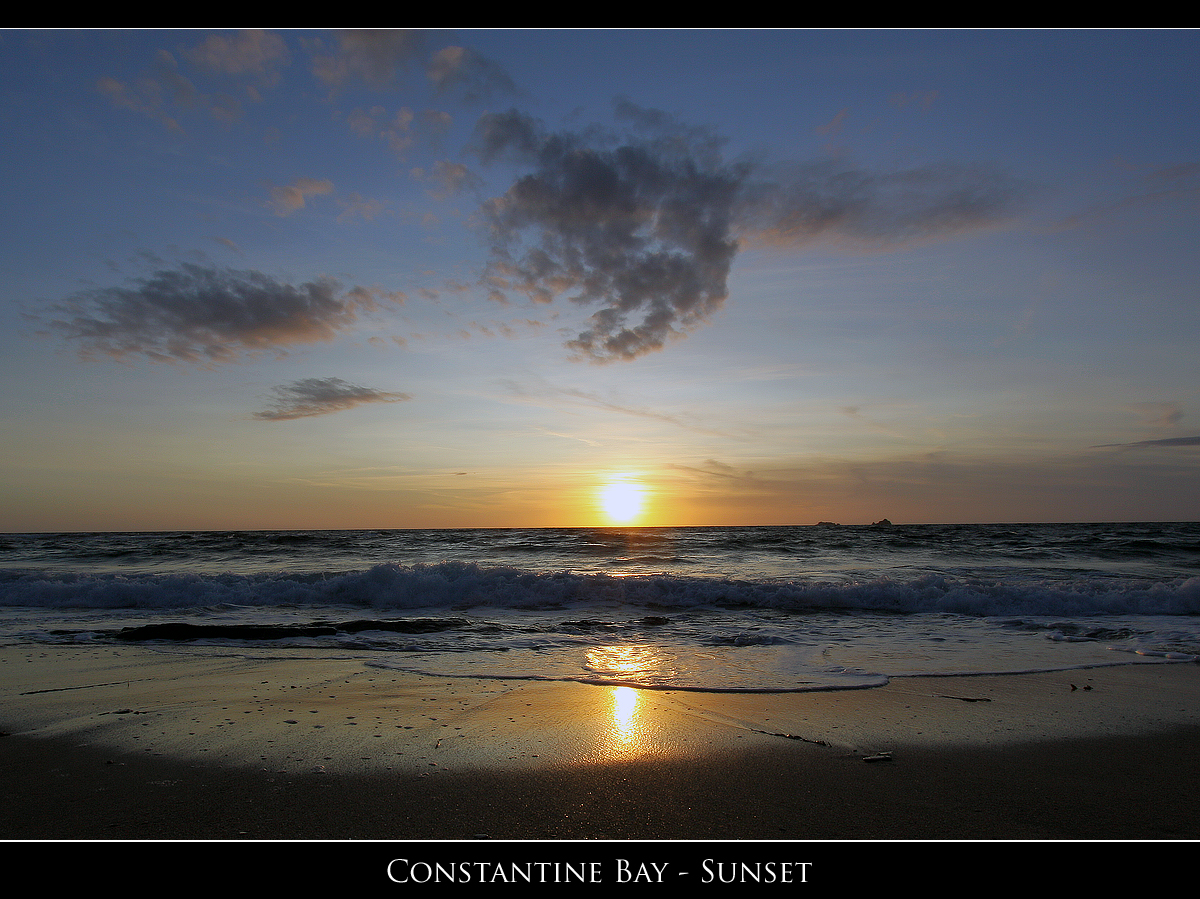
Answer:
top-left (2, 644), bottom-right (1199, 841)
top-left (3, 726), bottom-right (1199, 840)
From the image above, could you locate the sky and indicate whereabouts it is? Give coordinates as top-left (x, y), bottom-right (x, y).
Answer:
top-left (2, 28), bottom-right (1198, 531)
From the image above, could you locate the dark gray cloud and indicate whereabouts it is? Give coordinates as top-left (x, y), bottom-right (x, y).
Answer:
top-left (47, 264), bottom-right (380, 364)
top-left (1095, 436), bottom-right (1200, 449)
top-left (475, 104), bottom-right (1026, 363)
top-left (477, 108), bottom-right (744, 363)
top-left (254, 377), bottom-right (412, 420)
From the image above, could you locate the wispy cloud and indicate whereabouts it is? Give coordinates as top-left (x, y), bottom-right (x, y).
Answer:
top-left (553, 386), bottom-right (735, 437)
top-left (311, 30), bottom-right (429, 90)
top-left (410, 160), bottom-right (480, 199)
top-left (1127, 401), bottom-right (1184, 431)
top-left (265, 177), bottom-right (334, 216)
top-left (344, 105), bottom-right (418, 156)
top-left (670, 458), bottom-right (759, 483)
top-left (427, 46), bottom-right (517, 101)
top-left (46, 264), bottom-right (383, 364)
top-left (212, 236), bottom-right (242, 254)
top-left (1095, 436), bottom-right (1200, 449)
top-left (475, 101), bottom-right (1026, 363)
top-left (336, 192), bottom-right (387, 223)
top-left (98, 31), bottom-right (290, 130)
top-left (253, 377), bottom-right (411, 420)
top-left (311, 30), bottom-right (515, 102)
top-left (184, 29), bottom-right (290, 87)
top-left (738, 159), bottom-right (1023, 250)
top-left (97, 50), bottom-right (200, 133)
top-left (499, 378), bottom-right (734, 437)
top-left (1056, 160), bottom-right (1200, 231)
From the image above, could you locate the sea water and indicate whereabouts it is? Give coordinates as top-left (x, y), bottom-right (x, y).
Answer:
top-left (1, 522), bottom-right (1197, 692)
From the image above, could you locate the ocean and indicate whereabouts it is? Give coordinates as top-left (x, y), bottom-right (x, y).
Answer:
top-left (1, 522), bottom-right (1198, 692)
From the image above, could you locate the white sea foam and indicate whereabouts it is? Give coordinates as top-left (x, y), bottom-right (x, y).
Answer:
top-left (2, 562), bottom-right (1198, 617)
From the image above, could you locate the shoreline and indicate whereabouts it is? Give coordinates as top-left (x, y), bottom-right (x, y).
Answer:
top-left (2, 643), bottom-right (1199, 839)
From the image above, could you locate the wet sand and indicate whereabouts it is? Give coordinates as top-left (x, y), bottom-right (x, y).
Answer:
top-left (2, 643), bottom-right (1199, 840)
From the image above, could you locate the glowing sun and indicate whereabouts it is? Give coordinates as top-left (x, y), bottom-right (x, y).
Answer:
top-left (599, 479), bottom-right (646, 524)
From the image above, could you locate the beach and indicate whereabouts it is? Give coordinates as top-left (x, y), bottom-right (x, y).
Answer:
top-left (2, 641), bottom-right (1198, 841)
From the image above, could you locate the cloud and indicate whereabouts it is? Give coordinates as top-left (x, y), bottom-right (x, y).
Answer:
top-left (253, 377), bottom-right (412, 420)
top-left (336, 192), bottom-right (386, 223)
top-left (816, 108), bottom-right (848, 138)
top-left (410, 160), bottom-right (480, 198)
top-left (476, 108), bottom-right (744, 363)
top-left (427, 46), bottom-right (516, 101)
top-left (671, 459), bottom-right (755, 482)
top-left (266, 177), bottom-right (334, 216)
top-left (97, 42), bottom-right (279, 130)
top-left (345, 105), bottom-right (417, 156)
top-left (1051, 159), bottom-right (1200, 234)
top-left (890, 90), bottom-right (938, 111)
top-left (662, 446), bottom-right (1200, 525)
top-left (97, 50), bottom-right (199, 133)
top-left (499, 378), bottom-right (734, 436)
top-left (737, 159), bottom-right (1024, 249)
top-left (47, 264), bottom-right (382, 364)
top-left (551, 386), bottom-right (734, 436)
top-left (312, 30), bottom-right (429, 90)
top-left (475, 103), bottom-right (1025, 363)
top-left (184, 29), bottom-right (289, 85)
top-left (1095, 436), bottom-right (1200, 449)
top-left (1127, 401), bottom-right (1184, 431)
top-left (311, 31), bottom-right (515, 102)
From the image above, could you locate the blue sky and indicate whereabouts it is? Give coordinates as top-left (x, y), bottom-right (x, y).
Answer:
top-left (2, 29), bottom-right (1198, 530)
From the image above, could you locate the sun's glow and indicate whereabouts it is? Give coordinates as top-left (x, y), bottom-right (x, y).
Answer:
top-left (599, 478), bottom-right (646, 524)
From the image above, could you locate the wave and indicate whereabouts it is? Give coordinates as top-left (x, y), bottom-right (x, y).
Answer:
top-left (3, 560), bottom-right (1199, 618)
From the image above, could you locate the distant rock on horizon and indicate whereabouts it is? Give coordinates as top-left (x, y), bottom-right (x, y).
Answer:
top-left (815, 519), bottom-right (894, 527)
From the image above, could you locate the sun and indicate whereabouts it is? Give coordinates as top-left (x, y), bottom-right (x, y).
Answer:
top-left (599, 478), bottom-right (646, 524)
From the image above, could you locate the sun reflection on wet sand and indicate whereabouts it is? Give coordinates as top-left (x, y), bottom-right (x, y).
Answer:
top-left (585, 684), bottom-right (654, 760)
top-left (581, 644), bottom-right (670, 759)
top-left (612, 685), bottom-right (638, 743)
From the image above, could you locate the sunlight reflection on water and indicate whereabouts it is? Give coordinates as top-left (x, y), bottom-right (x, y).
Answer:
top-left (584, 643), bottom-right (666, 680)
